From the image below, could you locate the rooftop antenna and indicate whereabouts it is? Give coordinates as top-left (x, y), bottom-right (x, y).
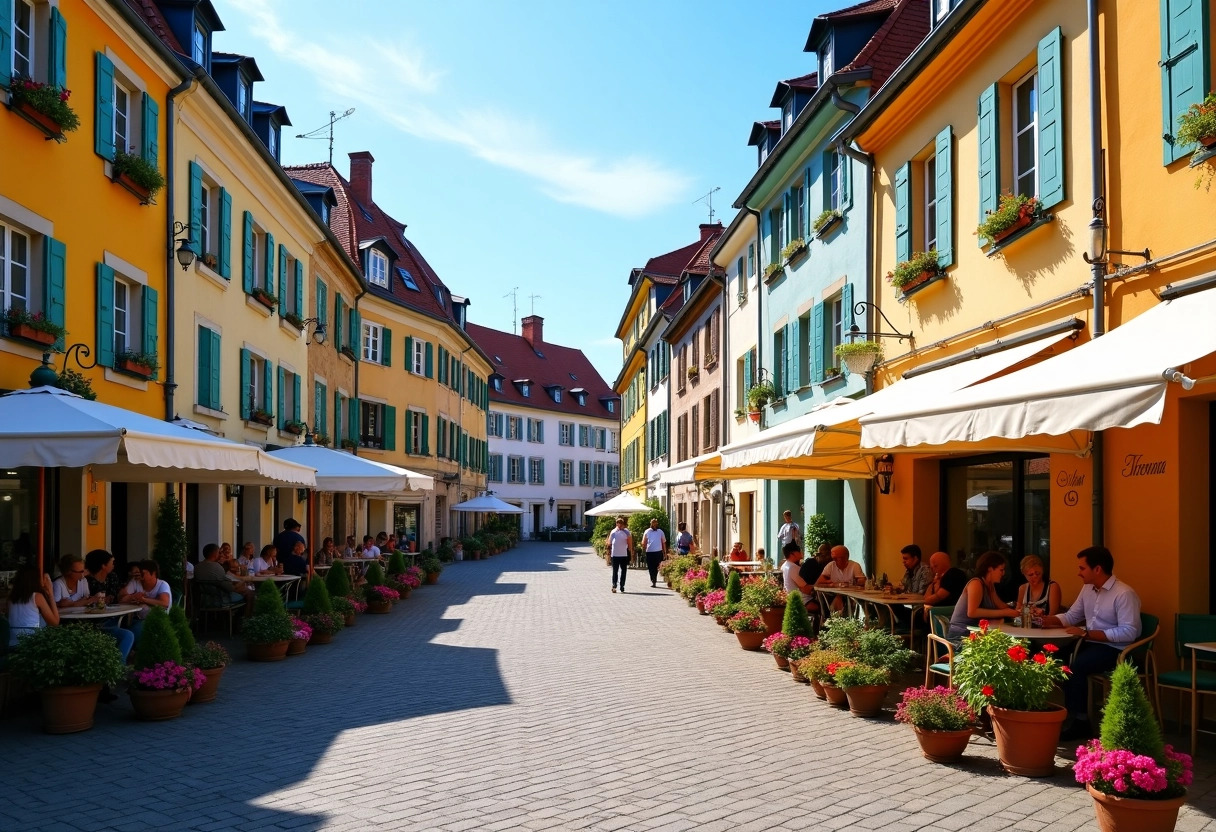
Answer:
top-left (503, 286), bottom-right (520, 334)
top-left (693, 186), bottom-right (721, 224)
top-left (527, 293), bottom-right (542, 315)
top-left (295, 107), bottom-right (356, 166)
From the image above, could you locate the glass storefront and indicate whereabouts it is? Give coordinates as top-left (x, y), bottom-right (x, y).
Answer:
top-left (393, 503), bottom-right (419, 552)
top-left (0, 467), bottom-right (53, 571)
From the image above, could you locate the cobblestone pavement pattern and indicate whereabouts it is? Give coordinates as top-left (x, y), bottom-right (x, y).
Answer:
top-left (4, 543), bottom-right (1216, 831)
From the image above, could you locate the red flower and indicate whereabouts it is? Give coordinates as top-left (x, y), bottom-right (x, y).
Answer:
top-left (1033, 653), bottom-right (1048, 664)
top-left (968, 632), bottom-right (978, 641)
top-left (1061, 665), bottom-right (1071, 674)
top-left (981, 685), bottom-right (994, 697)
top-left (978, 619), bottom-right (989, 632)
top-left (1042, 643), bottom-right (1058, 653)
top-left (1006, 645), bottom-right (1028, 662)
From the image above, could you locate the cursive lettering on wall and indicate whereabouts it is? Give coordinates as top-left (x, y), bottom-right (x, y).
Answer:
top-left (1056, 469), bottom-right (1086, 488)
top-left (1121, 454), bottom-right (1167, 478)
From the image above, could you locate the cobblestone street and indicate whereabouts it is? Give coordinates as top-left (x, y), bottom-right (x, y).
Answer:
top-left (4, 542), bottom-right (1216, 831)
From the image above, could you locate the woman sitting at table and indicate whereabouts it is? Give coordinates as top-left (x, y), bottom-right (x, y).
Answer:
top-left (53, 554), bottom-right (103, 609)
top-left (250, 544), bottom-right (282, 576)
top-left (82, 549), bottom-right (136, 664)
top-left (236, 541), bottom-right (256, 571)
top-left (6, 564), bottom-right (59, 646)
top-left (946, 550), bottom-right (1020, 640)
top-left (728, 542), bottom-right (749, 562)
top-left (119, 559), bottom-right (172, 638)
top-left (315, 537), bottom-right (337, 565)
top-left (1014, 554), bottom-right (1062, 616)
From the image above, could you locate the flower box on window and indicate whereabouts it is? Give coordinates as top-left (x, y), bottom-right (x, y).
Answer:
top-left (282, 313), bottom-right (305, 330)
top-left (763, 263), bottom-right (785, 283)
top-left (201, 252), bottom-right (219, 270)
top-left (115, 351), bottom-right (158, 378)
top-left (781, 238), bottom-right (807, 263)
top-left (1176, 93), bottom-right (1216, 151)
top-left (111, 152), bottom-right (164, 205)
top-left (250, 409), bottom-right (274, 426)
top-left (251, 287), bottom-right (278, 311)
top-left (977, 193), bottom-right (1040, 247)
top-left (813, 210), bottom-right (843, 238)
top-left (339, 346), bottom-right (357, 361)
top-left (887, 251), bottom-right (944, 300)
top-left (283, 419), bottom-right (307, 436)
top-left (4, 308), bottom-right (65, 347)
top-left (7, 78), bottom-right (79, 142)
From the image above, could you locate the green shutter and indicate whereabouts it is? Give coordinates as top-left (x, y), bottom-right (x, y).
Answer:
top-left (239, 348), bottom-right (252, 419)
top-left (242, 211), bottom-right (255, 292)
top-left (219, 189), bottom-right (232, 278)
top-left (314, 382), bottom-right (324, 434)
top-left (404, 409), bottom-right (413, 453)
top-left (189, 163), bottom-right (204, 255)
top-left (277, 365), bottom-right (286, 428)
top-left (811, 303), bottom-right (824, 383)
top-left (804, 167), bottom-right (813, 233)
top-left (276, 244), bottom-right (286, 308)
top-left (333, 391), bottom-right (342, 441)
top-left (264, 232), bottom-right (275, 297)
top-left (422, 414), bottom-right (430, 455)
top-left (437, 346), bottom-right (447, 383)
top-left (293, 372), bottom-right (301, 421)
top-left (894, 162), bottom-right (911, 265)
top-left (44, 238), bottom-right (66, 352)
top-left (790, 316), bottom-right (803, 388)
top-left (333, 294), bottom-right (343, 351)
top-left (935, 126), bottom-right (954, 268)
top-left (349, 309), bottom-right (360, 356)
top-left (977, 82), bottom-right (1001, 228)
top-left (1161, 0), bottom-right (1211, 163)
top-left (842, 149), bottom-right (853, 210)
top-left (841, 282), bottom-right (854, 341)
top-left (382, 326), bottom-right (392, 366)
top-left (0, 0), bottom-right (11, 88)
top-left (140, 93), bottom-right (158, 166)
top-left (319, 384), bottom-right (327, 434)
top-left (95, 263), bottom-right (115, 368)
top-left (742, 349), bottom-right (752, 395)
top-left (49, 7), bottom-right (67, 88)
top-left (142, 286), bottom-right (158, 377)
top-left (404, 335), bottom-right (413, 372)
top-left (425, 342), bottom-right (434, 378)
top-left (263, 359), bottom-right (274, 413)
top-left (1037, 27), bottom-right (1065, 206)
top-left (196, 328), bottom-right (210, 407)
top-left (348, 398), bottom-right (359, 442)
top-left (95, 52), bottom-right (115, 160)
top-left (208, 330), bottom-right (221, 410)
top-left (315, 278), bottom-right (327, 323)
top-left (822, 151), bottom-right (833, 211)
top-left (294, 259), bottom-right (303, 317)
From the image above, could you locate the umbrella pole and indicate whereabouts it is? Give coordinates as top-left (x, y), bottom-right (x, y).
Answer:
top-left (307, 490), bottom-right (315, 573)
top-left (37, 467), bottom-right (45, 574)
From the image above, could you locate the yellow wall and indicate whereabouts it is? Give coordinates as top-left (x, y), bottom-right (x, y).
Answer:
top-left (616, 347), bottom-right (646, 493)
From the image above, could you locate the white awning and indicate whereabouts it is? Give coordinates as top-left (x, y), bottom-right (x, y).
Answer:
top-left (716, 329), bottom-right (1077, 478)
top-left (267, 445), bottom-right (433, 493)
top-left (451, 494), bottom-right (524, 513)
top-left (860, 290), bottom-right (1216, 452)
top-left (585, 493), bottom-right (652, 516)
top-left (655, 452), bottom-right (721, 488)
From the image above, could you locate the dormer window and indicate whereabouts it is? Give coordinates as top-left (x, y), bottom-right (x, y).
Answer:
top-left (192, 24), bottom-right (207, 67)
top-left (606, 400), bottom-right (615, 413)
top-left (368, 250), bottom-right (388, 287)
top-left (493, 377), bottom-right (503, 392)
top-left (682, 281), bottom-right (692, 302)
top-left (819, 33), bottom-right (834, 78)
top-left (267, 128), bottom-right (276, 159)
top-left (521, 384), bottom-right (530, 397)
top-left (236, 79), bottom-right (248, 120)
top-left (783, 101), bottom-right (793, 133)
top-left (397, 267), bottom-right (419, 291)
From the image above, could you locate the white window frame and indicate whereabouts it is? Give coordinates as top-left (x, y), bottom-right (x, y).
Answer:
top-left (283, 251), bottom-right (299, 316)
top-left (924, 155), bottom-right (938, 253)
top-left (360, 399), bottom-right (384, 448)
top-left (0, 222), bottom-right (33, 313)
top-left (559, 460), bottom-right (572, 486)
top-left (783, 101), bottom-right (793, 133)
top-left (267, 128), bottom-right (277, 159)
top-left (507, 455), bottom-right (524, 483)
top-left (362, 321), bottom-right (382, 364)
top-left (113, 78), bottom-right (133, 155)
top-left (249, 355), bottom-right (266, 414)
top-left (113, 275), bottom-right (137, 357)
top-left (13, 0), bottom-right (34, 80)
top-left (820, 32), bottom-right (834, 77)
top-left (579, 461), bottom-right (591, 486)
top-left (409, 408), bottom-right (423, 454)
top-left (595, 428), bottom-right (607, 451)
top-left (368, 249), bottom-right (388, 287)
top-left (488, 454), bottom-right (503, 482)
top-left (528, 457), bottom-right (544, 485)
top-left (412, 339), bottom-right (424, 375)
top-left (191, 23), bottom-right (206, 66)
top-left (1013, 69), bottom-right (1039, 199)
top-left (827, 296), bottom-right (843, 371)
top-left (283, 369), bottom-right (297, 426)
top-left (236, 78), bottom-right (248, 120)
top-left (559, 422), bottom-right (573, 446)
top-left (828, 151), bottom-right (841, 212)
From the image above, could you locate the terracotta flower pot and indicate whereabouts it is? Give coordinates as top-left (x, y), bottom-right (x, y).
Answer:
top-left (748, 410), bottom-right (761, 423)
top-left (810, 679), bottom-right (827, 700)
top-left (287, 638), bottom-right (307, 656)
top-left (695, 598), bottom-right (706, 614)
top-left (822, 682), bottom-right (848, 708)
top-left (992, 212), bottom-right (1034, 243)
top-left (734, 630), bottom-right (766, 651)
top-left (39, 684), bottom-right (102, 734)
top-left (129, 687), bottom-right (191, 721)
top-left (112, 171), bottom-right (151, 203)
top-left (759, 607), bottom-right (784, 634)
top-left (1086, 784), bottom-right (1186, 832)
top-left (367, 600), bottom-right (392, 614)
top-left (913, 726), bottom-right (974, 763)
top-left (8, 322), bottom-right (56, 346)
top-left (117, 357), bottom-right (154, 378)
top-left (309, 631), bottom-right (333, 645)
top-left (11, 99), bottom-right (67, 139)
top-left (774, 654), bottom-right (790, 671)
top-left (844, 684), bottom-right (889, 718)
top-left (987, 704), bottom-right (1067, 777)
top-left (344, 612), bottom-right (356, 627)
top-left (1198, 135), bottom-right (1216, 148)
top-left (426, 572), bottom-right (439, 585)
top-left (790, 663), bottom-right (809, 684)
top-left (245, 640), bottom-right (290, 662)
top-left (190, 667), bottom-right (225, 704)
top-left (900, 270), bottom-right (936, 294)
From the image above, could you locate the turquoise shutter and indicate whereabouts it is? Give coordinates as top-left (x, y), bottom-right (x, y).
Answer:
top-left (239, 348), bottom-right (252, 419)
top-left (425, 342), bottom-right (434, 377)
top-left (348, 398), bottom-right (359, 442)
top-left (782, 193), bottom-right (792, 245)
top-left (804, 167), bottom-right (813, 233)
top-left (314, 382), bottom-right (324, 434)
top-left (196, 328), bottom-right (209, 407)
top-left (277, 365), bottom-right (286, 428)
top-left (1037, 27), bottom-right (1065, 207)
top-left (422, 414), bottom-right (430, 454)
top-left (319, 384), bottom-right (327, 434)
top-left (822, 151), bottom-right (833, 211)
top-left (262, 359), bottom-right (273, 413)
top-left (264, 232), bottom-right (275, 296)
top-left (95, 263), bottom-right (115, 368)
top-left (0, 0), bottom-right (11, 87)
top-left (404, 335), bottom-right (413, 372)
top-left (894, 162), bottom-right (911, 265)
top-left (294, 259), bottom-right (303, 317)
top-left (404, 410), bottom-right (413, 453)
top-left (350, 309), bottom-right (360, 356)
top-left (333, 294), bottom-right (343, 350)
top-left (49, 7), bottom-right (67, 88)
top-left (142, 286), bottom-right (158, 377)
top-left (790, 317), bottom-right (803, 388)
top-left (140, 93), bottom-right (158, 166)
top-left (219, 189), bottom-right (232, 278)
top-left (935, 126), bottom-right (954, 268)
top-left (333, 391), bottom-right (342, 441)
top-left (276, 244), bottom-right (286, 307)
top-left (189, 163), bottom-right (204, 253)
top-left (1161, 0), bottom-right (1211, 162)
top-left (742, 350), bottom-right (752, 395)
top-left (315, 278), bottom-right (327, 322)
top-left (977, 83), bottom-right (1001, 227)
top-left (242, 211), bottom-right (254, 292)
top-left (208, 330), bottom-right (221, 410)
top-left (843, 149), bottom-right (853, 210)
top-left (840, 282), bottom-right (854, 342)
top-left (95, 52), bottom-right (115, 160)
top-left (382, 327), bottom-right (392, 366)
top-left (44, 238), bottom-right (66, 352)
top-left (293, 372), bottom-right (301, 422)
top-left (762, 210), bottom-right (772, 264)
top-left (811, 302), bottom-right (824, 383)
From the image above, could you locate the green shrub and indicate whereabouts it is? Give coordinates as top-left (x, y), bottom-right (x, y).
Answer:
top-left (741, 578), bottom-right (783, 612)
top-left (242, 613), bottom-right (293, 644)
top-left (833, 663), bottom-right (891, 688)
top-left (9, 624), bottom-right (125, 688)
top-left (301, 576), bottom-right (334, 614)
top-left (707, 559), bottom-right (726, 591)
top-left (627, 499), bottom-right (670, 547)
top-left (152, 494), bottom-right (188, 601)
top-left (1100, 661), bottom-right (1165, 759)
top-left (819, 613), bottom-right (865, 657)
top-left (168, 605), bottom-right (197, 658)
top-left (112, 151), bottom-right (165, 197)
top-left (725, 571), bottom-right (742, 604)
top-left (325, 561), bottom-right (353, 597)
top-left (420, 555), bottom-right (442, 575)
top-left (253, 578), bottom-right (286, 617)
top-left (781, 592), bottom-right (814, 640)
top-left (134, 607), bottom-right (182, 669)
top-left (365, 562), bottom-right (385, 587)
top-left (804, 514), bottom-right (839, 553)
top-left (386, 551), bottom-right (407, 575)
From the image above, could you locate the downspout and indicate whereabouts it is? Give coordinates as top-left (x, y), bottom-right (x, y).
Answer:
top-left (350, 284), bottom-right (367, 456)
top-left (718, 275), bottom-right (729, 560)
top-left (743, 206), bottom-right (765, 546)
top-left (163, 66), bottom-right (204, 422)
top-left (1087, 0), bottom-right (1105, 547)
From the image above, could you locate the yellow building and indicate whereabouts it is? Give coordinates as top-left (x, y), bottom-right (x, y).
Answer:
top-left (613, 271), bottom-right (651, 498)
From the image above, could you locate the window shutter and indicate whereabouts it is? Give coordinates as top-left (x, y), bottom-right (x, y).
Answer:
top-left (404, 336), bottom-right (413, 372)
top-left (762, 210), bottom-right (772, 264)
top-left (276, 365), bottom-right (286, 428)
top-left (264, 232), bottom-right (275, 296)
top-left (239, 349), bottom-right (251, 419)
top-left (0, 0), bottom-right (11, 88)
top-left (315, 278), bottom-right (327, 322)
top-left (277, 245), bottom-right (287, 309)
top-left (894, 162), bottom-right (912, 265)
top-left (140, 93), bottom-right (158, 166)
top-left (208, 331), bottom-right (221, 410)
top-left (44, 237), bottom-right (66, 351)
top-left (49, 7), bottom-right (67, 88)
top-left (350, 309), bottom-right (360, 357)
top-left (348, 398), bottom-right (359, 442)
top-left (242, 211), bottom-right (255, 292)
top-left (333, 391), bottom-right (342, 441)
top-left (319, 385), bottom-right (327, 435)
top-left (424, 341), bottom-right (434, 378)
top-left (843, 149), bottom-right (853, 209)
top-left (404, 410), bottom-right (414, 453)
top-left (95, 263), bottom-right (116, 368)
top-left (219, 189), bottom-right (232, 278)
top-left (804, 167), bottom-right (813, 233)
top-left (782, 193), bottom-right (792, 244)
top-left (314, 383), bottom-right (324, 434)
top-left (384, 406), bottom-right (397, 451)
top-left (422, 414), bottom-right (430, 455)
top-left (977, 82), bottom-right (1001, 228)
top-left (811, 302), bottom-right (825, 383)
top-left (294, 259), bottom-right (303, 316)
top-left (95, 52), bottom-right (115, 160)
top-left (742, 349), bottom-right (752, 397)
top-left (711, 390), bottom-right (720, 449)
top-left (1037, 27), bottom-right (1066, 206)
top-left (196, 329), bottom-right (210, 407)
top-left (142, 286), bottom-right (158, 377)
top-left (437, 346), bottom-right (446, 383)
top-left (188, 163), bottom-right (204, 251)
top-left (262, 359), bottom-right (273, 414)
top-left (1161, 0), bottom-right (1210, 162)
top-left (333, 294), bottom-right (343, 350)
top-left (293, 372), bottom-right (301, 421)
top-left (382, 327), bottom-right (392, 366)
top-left (935, 126), bottom-right (954, 269)
top-left (790, 317), bottom-right (802, 388)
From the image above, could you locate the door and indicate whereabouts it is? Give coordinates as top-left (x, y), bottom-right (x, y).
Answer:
top-left (557, 504), bottom-right (573, 529)
top-left (532, 504), bottom-right (543, 538)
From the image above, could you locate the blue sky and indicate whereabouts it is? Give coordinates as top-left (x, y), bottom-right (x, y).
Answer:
top-left (211, 0), bottom-right (836, 382)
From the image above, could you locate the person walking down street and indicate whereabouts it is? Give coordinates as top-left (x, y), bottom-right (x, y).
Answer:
top-left (777, 510), bottom-right (801, 554)
top-left (641, 519), bottom-right (667, 588)
top-left (675, 522), bottom-right (695, 555)
top-left (607, 516), bottom-right (633, 594)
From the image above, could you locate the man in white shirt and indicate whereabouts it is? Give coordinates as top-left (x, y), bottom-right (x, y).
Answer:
top-left (640, 519), bottom-right (667, 588)
top-left (777, 510), bottom-right (801, 553)
top-left (817, 545), bottom-right (866, 586)
top-left (606, 516), bottom-right (633, 594)
top-left (1041, 546), bottom-right (1142, 737)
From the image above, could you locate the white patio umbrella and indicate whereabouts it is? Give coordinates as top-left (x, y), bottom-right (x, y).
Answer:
top-left (451, 494), bottom-right (523, 513)
top-left (267, 444), bottom-right (433, 494)
top-left (585, 493), bottom-right (652, 516)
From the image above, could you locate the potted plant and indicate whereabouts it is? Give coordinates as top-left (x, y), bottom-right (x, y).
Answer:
top-left (785, 635), bottom-right (816, 680)
top-left (823, 365), bottom-right (841, 379)
top-left (325, 558), bottom-right (353, 598)
top-left (822, 660), bottom-right (854, 707)
top-left (111, 150), bottom-right (165, 203)
top-left (1176, 92), bottom-right (1216, 150)
top-left (115, 350), bottom-right (158, 378)
top-left (4, 307), bottom-right (66, 347)
top-left (887, 250), bottom-right (941, 297)
top-left (283, 419), bottom-right (308, 436)
top-left (895, 686), bottom-right (977, 763)
top-left (813, 209), bottom-right (843, 237)
top-left (763, 632), bottom-right (793, 670)
top-left (781, 237), bottom-right (807, 262)
top-left (796, 648), bottom-right (847, 701)
top-left (128, 607), bottom-right (197, 720)
top-left (251, 286), bottom-right (278, 311)
top-left (763, 262), bottom-right (784, 282)
top-left (7, 77), bottom-right (80, 139)
top-left (331, 595), bottom-right (358, 628)
top-left (250, 408), bottom-right (274, 426)
top-left (366, 585), bottom-right (399, 612)
top-left (201, 252), bottom-right (219, 270)
top-left (313, 432), bottom-right (331, 447)
top-left (727, 611), bottom-right (767, 650)
top-left (780, 591), bottom-right (815, 641)
top-left (713, 601), bottom-right (740, 627)
top-left (340, 437), bottom-right (358, 450)
top-left (835, 340), bottom-right (883, 376)
top-left (953, 620), bottom-right (1070, 776)
top-left (686, 364), bottom-right (699, 380)
top-left (679, 573), bottom-right (709, 606)
top-left (746, 380), bottom-right (777, 422)
top-left (977, 193), bottom-right (1040, 246)
top-left (55, 368), bottom-right (96, 400)
top-left (701, 588), bottom-right (727, 618)
top-left (741, 577), bottom-right (786, 634)
top-left (288, 618), bottom-right (312, 655)
top-left (242, 580), bottom-right (294, 661)
top-left (189, 642), bottom-right (230, 703)
top-left (283, 312), bottom-right (305, 330)
top-left (1075, 662), bottom-right (1192, 832)
top-left (420, 554), bottom-right (443, 584)
top-left (8, 624), bottom-right (124, 733)
top-left (835, 663), bottom-right (893, 717)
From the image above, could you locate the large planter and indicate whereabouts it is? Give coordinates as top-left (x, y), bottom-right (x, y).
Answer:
top-left (344, 612), bottom-right (356, 627)
top-left (899, 270), bottom-right (946, 300)
top-left (426, 572), bottom-right (440, 585)
top-left (116, 357), bottom-right (154, 378)
top-left (987, 704), bottom-right (1067, 777)
top-left (759, 607), bottom-right (784, 634)
top-left (1087, 784), bottom-right (1186, 832)
top-left (790, 663), bottom-right (809, 684)
top-left (245, 640), bottom-right (290, 662)
top-left (822, 682), bottom-right (848, 708)
top-left (287, 638), bottom-right (307, 656)
top-left (8, 322), bottom-right (56, 346)
top-left (734, 631), bottom-right (766, 651)
top-left (367, 600), bottom-right (392, 614)
top-left (774, 654), bottom-right (790, 671)
top-left (39, 684), bottom-right (102, 734)
top-left (129, 687), bottom-right (191, 721)
top-left (844, 684), bottom-right (890, 718)
top-left (309, 631), bottom-right (333, 645)
top-left (913, 727), bottom-right (974, 763)
top-left (191, 667), bottom-right (225, 704)
top-left (809, 679), bottom-right (827, 700)
top-left (748, 410), bottom-right (762, 423)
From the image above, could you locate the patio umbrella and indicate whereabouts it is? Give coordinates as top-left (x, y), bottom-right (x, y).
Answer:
top-left (451, 494), bottom-right (523, 513)
top-left (585, 493), bottom-right (652, 516)
top-left (267, 444), bottom-right (434, 494)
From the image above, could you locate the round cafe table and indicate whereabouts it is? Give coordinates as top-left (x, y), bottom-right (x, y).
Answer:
top-left (59, 604), bottom-right (142, 623)
top-left (993, 621), bottom-right (1080, 646)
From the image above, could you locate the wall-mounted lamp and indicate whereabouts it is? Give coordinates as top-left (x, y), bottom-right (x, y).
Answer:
top-left (172, 221), bottom-right (197, 271)
top-left (723, 492), bottom-right (735, 516)
top-left (1081, 202), bottom-right (1150, 266)
top-left (265, 486), bottom-right (277, 505)
top-left (301, 317), bottom-right (327, 345)
top-left (296, 488), bottom-right (310, 502)
top-left (225, 484), bottom-right (243, 502)
top-left (875, 454), bottom-right (895, 496)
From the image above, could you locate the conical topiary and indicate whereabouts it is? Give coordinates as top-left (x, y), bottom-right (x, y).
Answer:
top-left (707, 559), bottom-right (726, 591)
top-left (325, 561), bottom-right (352, 597)
top-left (152, 494), bottom-right (188, 601)
top-left (168, 605), bottom-right (197, 658)
top-left (365, 562), bottom-right (385, 588)
top-left (301, 575), bottom-right (334, 614)
top-left (725, 571), bottom-right (742, 604)
top-left (1099, 661), bottom-right (1165, 759)
top-left (254, 578), bottom-right (286, 617)
top-left (781, 592), bottom-right (814, 641)
top-left (134, 606), bottom-right (182, 669)
top-left (386, 551), bottom-right (406, 575)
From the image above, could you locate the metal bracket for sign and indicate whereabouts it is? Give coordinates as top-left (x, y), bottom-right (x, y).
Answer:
top-left (847, 300), bottom-right (914, 344)
top-left (63, 342), bottom-right (99, 371)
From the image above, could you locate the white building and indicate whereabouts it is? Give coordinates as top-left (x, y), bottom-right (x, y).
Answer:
top-left (467, 316), bottom-right (619, 537)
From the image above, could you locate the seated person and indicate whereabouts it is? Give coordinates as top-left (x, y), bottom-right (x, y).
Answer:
top-left (119, 559), bottom-right (172, 638)
top-left (236, 541), bottom-right (257, 571)
top-left (384, 535), bottom-right (398, 553)
top-left (52, 553), bottom-right (102, 609)
top-left (82, 549), bottom-right (135, 663)
top-left (250, 544), bottom-right (282, 576)
top-left (946, 550), bottom-right (1019, 640)
top-left (315, 537), bottom-right (338, 566)
top-left (779, 544), bottom-right (817, 607)
top-left (281, 540), bottom-right (311, 578)
top-left (1040, 547), bottom-right (1142, 738)
top-left (7, 564), bottom-right (60, 646)
top-left (728, 541), bottom-right (749, 562)
top-left (195, 542), bottom-right (255, 615)
top-left (1015, 554), bottom-right (1062, 616)
top-left (899, 544), bottom-right (933, 595)
top-left (362, 535), bottom-right (382, 559)
top-left (342, 535), bottom-right (359, 558)
top-left (816, 545), bottom-right (866, 586)
top-left (922, 551), bottom-right (968, 613)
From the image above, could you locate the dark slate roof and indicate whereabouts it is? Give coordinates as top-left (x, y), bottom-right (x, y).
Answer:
top-left (748, 120), bottom-right (781, 147)
top-left (253, 101), bottom-right (292, 125)
top-left (806, 0), bottom-right (899, 49)
top-left (769, 72), bottom-right (819, 107)
top-left (212, 51), bottom-right (264, 81)
top-left (838, 0), bottom-right (931, 90)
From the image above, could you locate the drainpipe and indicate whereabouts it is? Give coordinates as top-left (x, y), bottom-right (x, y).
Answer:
top-left (163, 67), bottom-right (204, 422)
top-left (350, 284), bottom-right (368, 456)
top-left (743, 206), bottom-right (765, 546)
top-left (1087, 0), bottom-right (1105, 547)
top-left (719, 273), bottom-right (729, 559)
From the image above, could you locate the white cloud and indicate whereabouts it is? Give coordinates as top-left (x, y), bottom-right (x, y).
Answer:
top-left (214, 0), bottom-right (689, 218)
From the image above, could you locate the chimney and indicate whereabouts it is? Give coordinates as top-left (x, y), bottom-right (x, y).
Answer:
top-left (699, 222), bottom-right (723, 242)
top-left (521, 315), bottom-right (543, 346)
top-left (349, 151), bottom-right (375, 207)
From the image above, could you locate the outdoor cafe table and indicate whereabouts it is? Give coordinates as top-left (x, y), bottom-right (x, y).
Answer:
top-left (241, 573), bottom-right (301, 603)
top-left (59, 604), bottom-right (142, 623)
top-left (1184, 641), bottom-right (1216, 755)
top-left (993, 621), bottom-right (1079, 643)
top-left (816, 585), bottom-right (924, 641)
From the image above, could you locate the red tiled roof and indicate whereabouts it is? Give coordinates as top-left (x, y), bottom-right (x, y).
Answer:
top-left (464, 322), bottom-right (617, 418)
top-left (839, 0), bottom-right (930, 90)
top-left (122, 0), bottom-right (185, 54)
top-left (659, 286), bottom-right (686, 317)
top-left (822, 0), bottom-right (898, 20)
top-left (684, 228), bottom-right (725, 276)
top-left (641, 239), bottom-right (705, 281)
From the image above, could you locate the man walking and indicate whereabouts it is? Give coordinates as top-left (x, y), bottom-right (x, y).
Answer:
top-left (641, 518), bottom-right (667, 588)
top-left (777, 510), bottom-right (801, 553)
top-left (607, 516), bottom-right (633, 594)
